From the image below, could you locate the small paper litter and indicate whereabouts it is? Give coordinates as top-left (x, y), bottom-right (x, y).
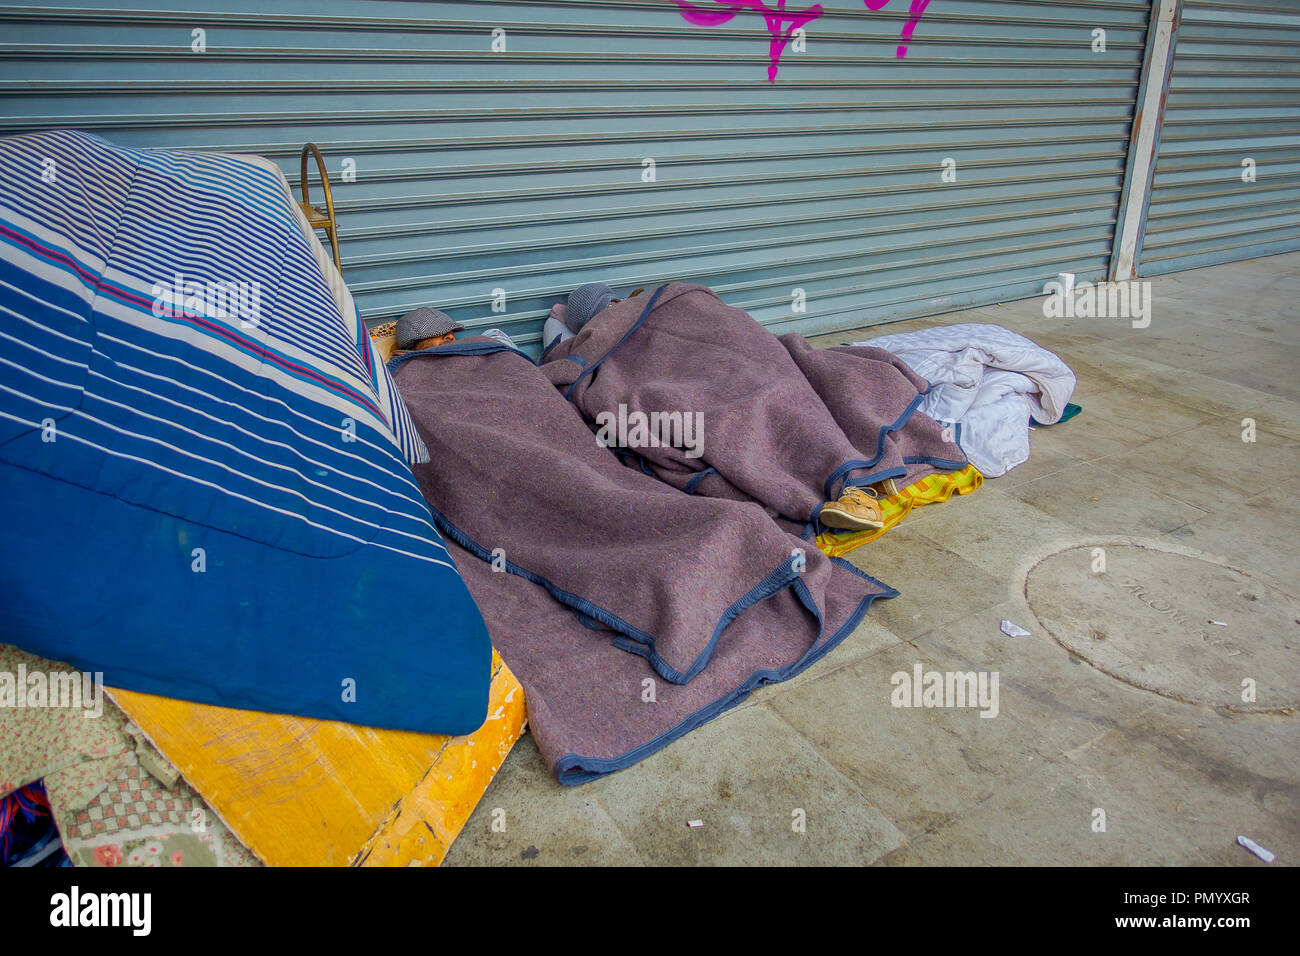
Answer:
top-left (1237, 835), bottom-right (1275, 863)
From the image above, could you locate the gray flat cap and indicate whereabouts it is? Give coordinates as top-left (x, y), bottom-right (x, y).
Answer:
top-left (565, 283), bottom-right (616, 333)
top-left (395, 306), bottom-right (465, 350)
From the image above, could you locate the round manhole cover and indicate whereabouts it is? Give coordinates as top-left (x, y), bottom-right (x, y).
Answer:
top-left (1025, 544), bottom-right (1299, 711)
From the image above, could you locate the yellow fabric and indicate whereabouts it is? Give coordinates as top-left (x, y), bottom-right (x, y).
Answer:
top-left (815, 465), bottom-right (983, 558)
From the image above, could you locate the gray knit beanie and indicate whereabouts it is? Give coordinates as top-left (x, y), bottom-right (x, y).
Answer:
top-left (565, 283), bottom-right (616, 333)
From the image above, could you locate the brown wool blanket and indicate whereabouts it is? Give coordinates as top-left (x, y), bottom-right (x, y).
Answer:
top-left (541, 283), bottom-right (967, 533)
top-left (389, 337), bottom-right (894, 782)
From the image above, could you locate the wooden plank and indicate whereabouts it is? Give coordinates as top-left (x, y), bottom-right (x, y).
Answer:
top-left (353, 664), bottom-right (524, 867)
top-left (109, 649), bottom-right (525, 867)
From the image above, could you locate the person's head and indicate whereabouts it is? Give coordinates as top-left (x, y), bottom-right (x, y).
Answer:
top-left (565, 283), bottom-right (617, 334)
top-left (395, 306), bottom-right (465, 352)
top-left (414, 331), bottom-right (456, 349)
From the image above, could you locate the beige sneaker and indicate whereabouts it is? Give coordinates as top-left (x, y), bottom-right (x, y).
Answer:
top-left (819, 486), bottom-right (884, 531)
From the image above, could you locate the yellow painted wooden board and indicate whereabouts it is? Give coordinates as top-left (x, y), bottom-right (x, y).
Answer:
top-left (109, 649), bottom-right (525, 867)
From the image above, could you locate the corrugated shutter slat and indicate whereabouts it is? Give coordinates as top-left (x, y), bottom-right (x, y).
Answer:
top-left (1, 0), bottom-right (1150, 349)
top-left (1140, 0), bottom-right (1300, 275)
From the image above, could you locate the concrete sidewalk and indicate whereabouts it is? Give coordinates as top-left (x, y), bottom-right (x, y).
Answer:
top-left (445, 252), bottom-right (1300, 867)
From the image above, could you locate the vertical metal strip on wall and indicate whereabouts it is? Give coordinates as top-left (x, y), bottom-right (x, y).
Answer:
top-left (1110, 0), bottom-right (1180, 281)
top-left (1139, 0), bottom-right (1300, 275)
top-left (0, 0), bottom-right (1149, 351)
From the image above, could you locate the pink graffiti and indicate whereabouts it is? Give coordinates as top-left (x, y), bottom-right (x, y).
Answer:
top-left (673, 0), bottom-right (935, 81)
top-left (863, 0), bottom-right (933, 59)
top-left (674, 1), bottom-right (824, 83)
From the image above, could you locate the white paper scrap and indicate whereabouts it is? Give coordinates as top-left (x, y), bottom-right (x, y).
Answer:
top-left (1237, 835), bottom-right (1275, 863)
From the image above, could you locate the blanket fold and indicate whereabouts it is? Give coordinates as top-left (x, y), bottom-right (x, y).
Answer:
top-left (542, 284), bottom-right (967, 529)
top-left (778, 335), bottom-right (970, 491)
top-left (447, 537), bottom-right (892, 784)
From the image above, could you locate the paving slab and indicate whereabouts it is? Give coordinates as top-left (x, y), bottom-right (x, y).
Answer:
top-left (1165, 477), bottom-right (1300, 587)
top-left (878, 753), bottom-right (1205, 866)
top-left (908, 485), bottom-right (1084, 582)
top-left (767, 642), bottom-right (1048, 839)
top-left (1092, 421), bottom-right (1299, 513)
top-left (443, 733), bottom-right (647, 867)
top-left (1077, 344), bottom-right (1300, 442)
top-left (911, 601), bottom-right (1157, 758)
top-left (1002, 459), bottom-right (1210, 537)
top-left (581, 704), bottom-right (906, 866)
top-left (841, 528), bottom-right (1007, 642)
top-left (1063, 702), bottom-right (1300, 866)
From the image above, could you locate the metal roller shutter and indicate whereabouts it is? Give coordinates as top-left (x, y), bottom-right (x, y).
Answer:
top-left (1139, 0), bottom-right (1300, 276)
top-left (1, 0), bottom-right (1150, 351)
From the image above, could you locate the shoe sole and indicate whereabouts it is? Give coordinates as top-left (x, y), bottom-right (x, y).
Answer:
top-left (818, 507), bottom-right (884, 531)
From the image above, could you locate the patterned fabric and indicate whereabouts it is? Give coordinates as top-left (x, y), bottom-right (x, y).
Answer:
top-left (0, 129), bottom-right (493, 733)
top-left (0, 130), bottom-right (427, 464)
top-left (0, 644), bottom-right (260, 867)
top-left (0, 645), bottom-right (129, 800)
top-left (56, 748), bottom-right (259, 868)
top-left (853, 323), bottom-right (1077, 478)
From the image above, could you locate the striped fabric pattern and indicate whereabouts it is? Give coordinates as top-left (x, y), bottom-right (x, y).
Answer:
top-left (0, 130), bottom-right (492, 733)
top-left (0, 129), bottom-right (436, 562)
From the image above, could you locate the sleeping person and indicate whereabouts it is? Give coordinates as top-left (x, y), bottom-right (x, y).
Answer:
top-left (392, 305), bottom-right (517, 353)
top-left (542, 283), bottom-right (644, 356)
top-left (540, 282), bottom-right (969, 536)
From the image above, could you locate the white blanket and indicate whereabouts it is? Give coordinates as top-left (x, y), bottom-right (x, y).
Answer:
top-left (852, 324), bottom-right (1076, 478)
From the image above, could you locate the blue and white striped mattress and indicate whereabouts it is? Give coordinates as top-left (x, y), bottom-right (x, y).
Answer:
top-left (0, 130), bottom-right (491, 734)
